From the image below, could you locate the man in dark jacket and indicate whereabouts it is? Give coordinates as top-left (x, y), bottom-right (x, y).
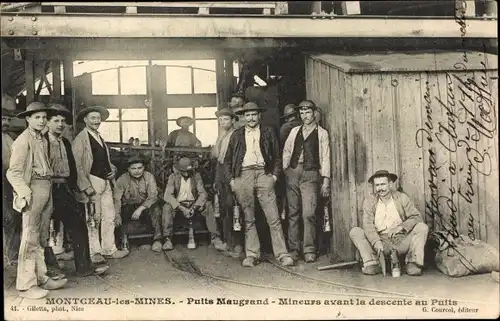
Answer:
top-left (44, 104), bottom-right (109, 277)
top-left (224, 102), bottom-right (293, 268)
top-left (349, 170), bottom-right (429, 276)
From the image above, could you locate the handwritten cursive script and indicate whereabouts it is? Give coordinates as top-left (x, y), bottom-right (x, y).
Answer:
top-left (415, 8), bottom-right (496, 259)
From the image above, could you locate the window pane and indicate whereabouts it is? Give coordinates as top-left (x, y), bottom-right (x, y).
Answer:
top-left (92, 69), bottom-right (119, 95)
top-left (122, 121), bottom-right (149, 144)
top-left (194, 107), bottom-right (217, 119)
top-left (167, 121), bottom-right (194, 135)
top-left (166, 66), bottom-right (192, 94)
top-left (195, 119), bottom-right (218, 147)
top-left (120, 67), bottom-right (147, 95)
top-left (121, 108), bottom-right (148, 121)
top-left (194, 69), bottom-right (216, 94)
top-left (107, 109), bottom-right (120, 121)
top-left (99, 122), bottom-right (120, 142)
top-left (167, 107), bottom-right (193, 120)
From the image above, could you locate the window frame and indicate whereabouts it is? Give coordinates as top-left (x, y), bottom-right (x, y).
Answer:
top-left (101, 107), bottom-right (150, 144)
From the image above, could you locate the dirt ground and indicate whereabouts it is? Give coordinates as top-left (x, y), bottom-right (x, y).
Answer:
top-left (4, 240), bottom-right (499, 320)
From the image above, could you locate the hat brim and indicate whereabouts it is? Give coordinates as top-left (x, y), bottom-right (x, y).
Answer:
top-left (16, 108), bottom-right (52, 118)
top-left (368, 173), bottom-right (398, 184)
top-left (76, 106), bottom-right (110, 122)
top-left (47, 109), bottom-right (73, 123)
top-left (1, 108), bottom-right (17, 117)
top-left (215, 111), bottom-right (239, 120)
top-left (128, 158), bottom-right (147, 166)
top-left (176, 117), bottom-right (194, 127)
top-left (174, 164), bottom-right (193, 172)
top-left (235, 107), bottom-right (266, 115)
top-left (297, 105), bottom-right (318, 111)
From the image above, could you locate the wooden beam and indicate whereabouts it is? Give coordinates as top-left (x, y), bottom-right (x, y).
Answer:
top-left (340, 1), bottom-right (361, 15)
top-left (40, 2), bottom-right (277, 9)
top-left (455, 0), bottom-right (476, 18)
top-left (1, 14), bottom-right (496, 38)
top-left (215, 57), bottom-right (226, 110)
top-left (25, 59), bottom-right (35, 103)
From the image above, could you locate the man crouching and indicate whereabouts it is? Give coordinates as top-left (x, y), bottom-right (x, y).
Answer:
top-left (163, 158), bottom-right (220, 249)
top-left (349, 170), bottom-right (429, 276)
top-left (114, 156), bottom-right (165, 252)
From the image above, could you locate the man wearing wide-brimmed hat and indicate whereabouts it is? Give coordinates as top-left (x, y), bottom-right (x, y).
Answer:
top-left (6, 101), bottom-right (68, 299)
top-left (349, 170), bottom-right (429, 276)
top-left (72, 105), bottom-right (129, 264)
top-left (2, 102), bottom-right (21, 267)
top-left (228, 93), bottom-right (246, 130)
top-left (212, 108), bottom-right (242, 255)
top-left (224, 102), bottom-right (294, 268)
top-left (43, 103), bottom-right (110, 278)
top-left (279, 103), bottom-right (301, 147)
top-left (163, 157), bottom-right (219, 249)
top-left (166, 116), bottom-right (202, 148)
top-left (113, 155), bottom-right (165, 252)
top-left (282, 100), bottom-right (331, 263)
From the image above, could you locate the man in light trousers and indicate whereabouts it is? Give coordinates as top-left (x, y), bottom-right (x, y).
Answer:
top-left (7, 102), bottom-right (68, 299)
top-left (72, 106), bottom-right (129, 264)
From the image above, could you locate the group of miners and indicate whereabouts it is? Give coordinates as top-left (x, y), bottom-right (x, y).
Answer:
top-left (2, 93), bottom-right (430, 300)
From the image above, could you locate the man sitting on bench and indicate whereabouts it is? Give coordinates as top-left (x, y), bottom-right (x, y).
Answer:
top-left (113, 156), bottom-right (165, 252)
top-left (163, 157), bottom-right (224, 250)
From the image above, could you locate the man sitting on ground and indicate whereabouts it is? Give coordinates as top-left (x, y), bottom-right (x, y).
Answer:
top-left (349, 170), bottom-right (429, 276)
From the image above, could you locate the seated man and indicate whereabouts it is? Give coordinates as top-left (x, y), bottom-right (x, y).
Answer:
top-left (349, 170), bottom-right (429, 276)
top-left (166, 116), bottom-right (202, 148)
top-left (113, 156), bottom-right (166, 252)
top-left (163, 157), bottom-right (224, 250)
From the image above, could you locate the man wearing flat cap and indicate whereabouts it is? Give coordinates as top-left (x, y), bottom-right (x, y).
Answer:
top-left (166, 116), bottom-right (202, 148)
top-left (72, 106), bottom-right (129, 264)
top-left (282, 100), bottom-right (331, 263)
top-left (2, 105), bottom-right (21, 267)
top-left (163, 157), bottom-right (219, 249)
top-left (113, 155), bottom-right (165, 252)
top-left (212, 108), bottom-right (242, 255)
top-left (224, 102), bottom-right (294, 268)
top-left (43, 103), bottom-right (110, 277)
top-left (7, 102), bottom-right (68, 299)
top-left (349, 170), bottom-right (429, 276)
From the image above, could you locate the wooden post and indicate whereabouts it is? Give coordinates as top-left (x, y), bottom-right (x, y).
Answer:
top-left (311, 1), bottom-right (322, 14)
top-left (274, 2), bottom-right (288, 15)
top-left (51, 61), bottom-right (62, 102)
top-left (455, 0), bottom-right (476, 18)
top-left (146, 64), bottom-right (156, 172)
top-left (63, 59), bottom-right (73, 113)
top-left (483, 0), bottom-right (497, 17)
top-left (340, 1), bottom-right (361, 15)
top-left (25, 59), bottom-right (35, 104)
top-left (215, 57), bottom-right (226, 110)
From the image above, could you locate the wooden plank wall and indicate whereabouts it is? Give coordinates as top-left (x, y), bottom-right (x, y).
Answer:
top-left (306, 56), bottom-right (499, 263)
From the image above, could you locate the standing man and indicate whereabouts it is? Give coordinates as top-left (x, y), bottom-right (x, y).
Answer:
top-left (7, 102), bottom-right (68, 299)
top-left (212, 108), bottom-right (242, 256)
top-left (166, 116), bottom-right (202, 148)
top-left (163, 157), bottom-right (220, 249)
top-left (113, 155), bottom-right (165, 252)
top-left (44, 104), bottom-right (109, 277)
top-left (72, 105), bottom-right (129, 264)
top-left (229, 93), bottom-right (246, 130)
top-left (349, 170), bottom-right (429, 276)
top-left (282, 100), bottom-right (331, 263)
top-left (2, 106), bottom-right (21, 266)
top-left (279, 104), bottom-right (301, 147)
top-left (224, 102), bottom-right (293, 267)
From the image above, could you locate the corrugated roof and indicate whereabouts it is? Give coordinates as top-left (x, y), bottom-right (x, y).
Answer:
top-left (309, 51), bottom-right (498, 73)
